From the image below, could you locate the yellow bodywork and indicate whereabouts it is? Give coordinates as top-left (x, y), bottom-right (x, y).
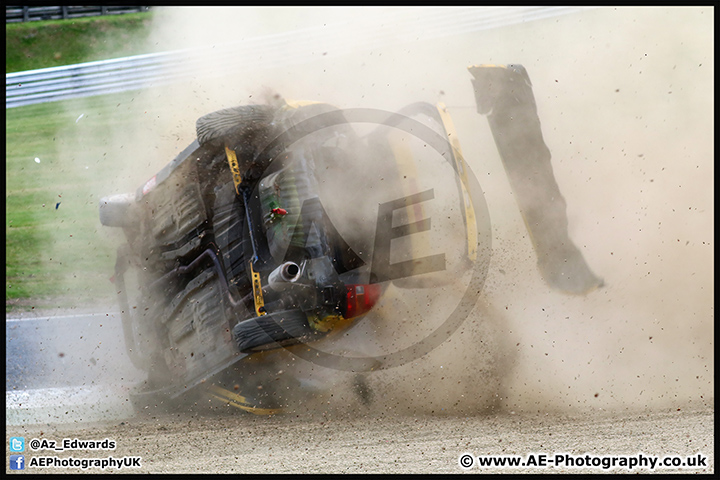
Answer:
top-left (224, 146), bottom-right (243, 195)
top-left (249, 262), bottom-right (266, 316)
top-left (435, 102), bottom-right (478, 262)
top-left (208, 385), bottom-right (282, 416)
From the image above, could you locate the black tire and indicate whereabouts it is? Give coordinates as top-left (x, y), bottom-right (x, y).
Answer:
top-left (196, 105), bottom-right (276, 147)
top-left (233, 309), bottom-right (318, 353)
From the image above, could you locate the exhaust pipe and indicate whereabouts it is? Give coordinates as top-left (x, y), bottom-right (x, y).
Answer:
top-left (268, 262), bottom-right (302, 290)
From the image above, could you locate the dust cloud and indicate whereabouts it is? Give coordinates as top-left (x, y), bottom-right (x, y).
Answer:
top-left (49, 7), bottom-right (712, 420)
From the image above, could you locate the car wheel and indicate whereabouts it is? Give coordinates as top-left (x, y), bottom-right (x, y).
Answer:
top-left (196, 105), bottom-right (276, 147)
top-left (232, 309), bottom-right (318, 353)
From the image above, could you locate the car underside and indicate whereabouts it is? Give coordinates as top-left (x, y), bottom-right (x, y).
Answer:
top-left (99, 64), bottom-right (602, 413)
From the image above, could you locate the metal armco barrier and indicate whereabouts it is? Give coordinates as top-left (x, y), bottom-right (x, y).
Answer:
top-left (6, 51), bottom-right (199, 108)
top-left (6, 7), bottom-right (592, 109)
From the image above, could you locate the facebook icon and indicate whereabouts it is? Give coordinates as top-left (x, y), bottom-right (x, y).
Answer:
top-left (10, 455), bottom-right (25, 470)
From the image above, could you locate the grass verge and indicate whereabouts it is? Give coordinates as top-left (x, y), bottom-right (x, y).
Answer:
top-left (6, 94), bottom-right (145, 312)
top-left (6, 12), bottom-right (160, 312)
top-left (6, 11), bottom-right (156, 73)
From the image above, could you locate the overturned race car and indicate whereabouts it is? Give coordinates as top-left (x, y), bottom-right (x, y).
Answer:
top-left (99, 64), bottom-right (602, 414)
